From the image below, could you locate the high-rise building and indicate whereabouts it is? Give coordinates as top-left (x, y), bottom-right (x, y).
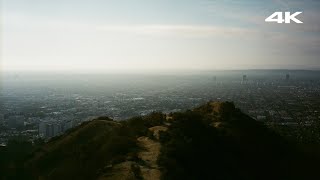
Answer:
top-left (46, 124), bottom-right (53, 138)
top-left (242, 75), bottom-right (248, 84)
top-left (39, 121), bottom-right (47, 137)
top-left (243, 75), bottom-right (247, 81)
top-left (286, 74), bottom-right (290, 81)
top-left (53, 123), bottom-right (62, 136)
top-left (39, 120), bottom-right (63, 138)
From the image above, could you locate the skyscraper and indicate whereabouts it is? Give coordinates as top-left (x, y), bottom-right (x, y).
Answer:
top-left (286, 74), bottom-right (290, 81)
top-left (242, 75), bottom-right (248, 84)
top-left (243, 75), bottom-right (247, 81)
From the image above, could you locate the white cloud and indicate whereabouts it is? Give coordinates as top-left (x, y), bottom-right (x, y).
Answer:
top-left (2, 9), bottom-right (320, 71)
top-left (3, 12), bottom-right (258, 39)
top-left (96, 24), bottom-right (258, 38)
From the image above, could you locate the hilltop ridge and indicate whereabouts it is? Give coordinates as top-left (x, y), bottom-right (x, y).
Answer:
top-left (1, 102), bottom-right (319, 180)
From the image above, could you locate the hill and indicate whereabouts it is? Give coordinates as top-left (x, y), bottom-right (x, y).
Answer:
top-left (1, 102), bottom-right (319, 180)
top-left (158, 102), bottom-right (319, 179)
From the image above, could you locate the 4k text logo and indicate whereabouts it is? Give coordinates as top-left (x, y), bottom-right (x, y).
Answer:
top-left (265, 12), bottom-right (303, 24)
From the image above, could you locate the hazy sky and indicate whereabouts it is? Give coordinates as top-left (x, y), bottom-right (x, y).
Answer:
top-left (1, 0), bottom-right (320, 72)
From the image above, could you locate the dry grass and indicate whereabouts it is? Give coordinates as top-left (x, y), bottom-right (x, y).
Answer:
top-left (136, 126), bottom-right (166, 180)
top-left (149, 126), bottom-right (168, 140)
top-left (98, 161), bottom-right (136, 180)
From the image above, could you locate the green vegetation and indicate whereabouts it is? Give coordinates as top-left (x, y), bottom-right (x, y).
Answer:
top-left (0, 113), bottom-right (166, 180)
top-left (158, 102), bottom-right (319, 180)
top-left (1, 102), bottom-right (319, 180)
top-left (25, 120), bottom-right (139, 180)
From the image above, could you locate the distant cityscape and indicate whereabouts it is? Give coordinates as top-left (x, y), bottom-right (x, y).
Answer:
top-left (1, 70), bottom-right (320, 145)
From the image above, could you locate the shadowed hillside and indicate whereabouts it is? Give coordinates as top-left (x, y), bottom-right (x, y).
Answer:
top-left (1, 102), bottom-right (319, 180)
top-left (158, 102), bottom-right (319, 180)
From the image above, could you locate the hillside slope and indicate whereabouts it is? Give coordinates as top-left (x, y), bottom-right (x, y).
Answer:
top-left (25, 119), bottom-right (139, 180)
top-left (1, 102), bottom-right (319, 180)
top-left (158, 102), bottom-right (318, 180)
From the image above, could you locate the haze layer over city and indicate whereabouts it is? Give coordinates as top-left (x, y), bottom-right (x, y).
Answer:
top-left (1, 1), bottom-right (320, 145)
top-left (0, 70), bottom-right (319, 142)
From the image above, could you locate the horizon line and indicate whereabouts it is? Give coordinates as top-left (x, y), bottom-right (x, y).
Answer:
top-left (2, 68), bottom-right (320, 74)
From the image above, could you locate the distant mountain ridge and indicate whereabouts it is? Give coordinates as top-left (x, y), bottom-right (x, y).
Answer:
top-left (2, 101), bottom-right (319, 180)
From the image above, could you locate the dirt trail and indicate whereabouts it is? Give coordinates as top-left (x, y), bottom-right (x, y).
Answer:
top-left (98, 126), bottom-right (167, 180)
top-left (137, 136), bottom-right (161, 180)
top-left (98, 161), bottom-right (137, 180)
top-left (137, 126), bottom-right (167, 180)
